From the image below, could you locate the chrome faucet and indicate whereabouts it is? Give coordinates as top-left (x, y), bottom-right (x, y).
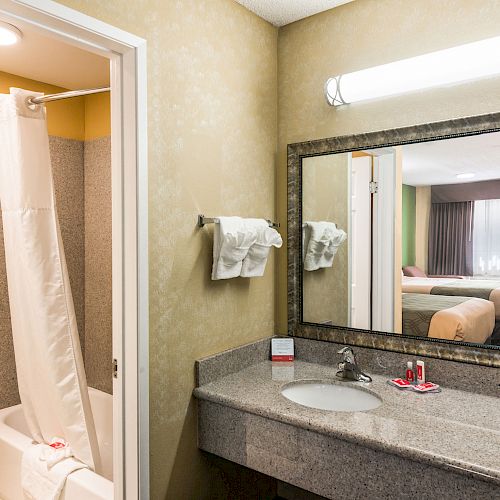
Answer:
top-left (336, 346), bottom-right (372, 382)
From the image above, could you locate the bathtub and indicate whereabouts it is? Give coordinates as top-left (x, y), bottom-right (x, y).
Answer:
top-left (0, 388), bottom-right (114, 500)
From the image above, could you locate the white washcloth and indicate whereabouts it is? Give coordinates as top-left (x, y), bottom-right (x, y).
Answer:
top-left (211, 217), bottom-right (258, 280)
top-left (303, 221), bottom-right (347, 271)
top-left (22, 439), bottom-right (88, 500)
top-left (240, 220), bottom-right (282, 277)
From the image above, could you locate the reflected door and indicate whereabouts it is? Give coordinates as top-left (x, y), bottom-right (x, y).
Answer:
top-left (372, 151), bottom-right (397, 332)
top-left (349, 155), bottom-right (371, 329)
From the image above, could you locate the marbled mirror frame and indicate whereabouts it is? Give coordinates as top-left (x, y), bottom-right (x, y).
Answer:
top-left (288, 112), bottom-right (500, 368)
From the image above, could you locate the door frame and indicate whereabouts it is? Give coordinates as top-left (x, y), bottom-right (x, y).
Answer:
top-left (348, 154), bottom-right (372, 330)
top-left (0, 1), bottom-right (149, 498)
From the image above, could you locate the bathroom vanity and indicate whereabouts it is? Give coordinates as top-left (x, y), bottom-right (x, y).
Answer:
top-left (194, 337), bottom-right (500, 499)
top-left (195, 113), bottom-right (500, 499)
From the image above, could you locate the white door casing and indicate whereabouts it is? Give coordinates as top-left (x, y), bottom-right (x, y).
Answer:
top-left (349, 155), bottom-right (371, 329)
top-left (0, 1), bottom-right (149, 498)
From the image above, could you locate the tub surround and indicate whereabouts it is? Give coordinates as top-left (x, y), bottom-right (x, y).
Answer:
top-left (50, 137), bottom-right (86, 353)
top-left (194, 338), bottom-right (500, 499)
top-left (84, 136), bottom-right (112, 394)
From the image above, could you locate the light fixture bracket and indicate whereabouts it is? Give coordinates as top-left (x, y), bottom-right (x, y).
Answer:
top-left (324, 76), bottom-right (347, 106)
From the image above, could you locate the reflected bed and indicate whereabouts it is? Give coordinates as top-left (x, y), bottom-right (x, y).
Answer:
top-left (402, 277), bottom-right (500, 319)
top-left (402, 293), bottom-right (495, 343)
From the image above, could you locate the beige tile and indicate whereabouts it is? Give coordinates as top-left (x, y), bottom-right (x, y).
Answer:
top-left (84, 137), bottom-right (112, 394)
top-left (50, 136), bottom-right (86, 349)
top-left (0, 318), bottom-right (19, 409)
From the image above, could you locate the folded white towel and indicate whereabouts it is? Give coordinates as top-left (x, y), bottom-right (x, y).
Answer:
top-left (302, 224), bottom-right (311, 262)
top-left (240, 220), bottom-right (282, 277)
top-left (303, 221), bottom-right (347, 271)
top-left (211, 216), bottom-right (258, 280)
top-left (22, 439), bottom-right (88, 500)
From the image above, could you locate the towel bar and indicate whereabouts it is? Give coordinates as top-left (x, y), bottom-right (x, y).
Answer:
top-left (198, 214), bottom-right (280, 229)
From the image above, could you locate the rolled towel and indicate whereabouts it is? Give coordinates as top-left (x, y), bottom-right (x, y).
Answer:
top-left (22, 439), bottom-right (88, 500)
top-left (211, 216), bottom-right (258, 280)
top-left (241, 219), bottom-right (282, 277)
top-left (304, 221), bottom-right (347, 271)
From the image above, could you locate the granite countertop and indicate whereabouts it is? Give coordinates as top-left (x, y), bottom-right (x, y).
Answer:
top-left (194, 360), bottom-right (500, 484)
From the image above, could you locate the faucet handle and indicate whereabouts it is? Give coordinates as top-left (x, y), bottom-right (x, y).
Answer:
top-left (337, 346), bottom-right (356, 364)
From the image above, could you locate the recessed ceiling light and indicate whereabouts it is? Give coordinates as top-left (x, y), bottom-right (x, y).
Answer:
top-left (456, 173), bottom-right (475, 179)
top-left (0, 21), bottom-right (22, 46)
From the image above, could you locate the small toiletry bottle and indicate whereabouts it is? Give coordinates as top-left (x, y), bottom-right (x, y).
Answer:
top-left (406, 361), bottom-right (414, 383)
top-left (416, 360), bottom-right (425, 384)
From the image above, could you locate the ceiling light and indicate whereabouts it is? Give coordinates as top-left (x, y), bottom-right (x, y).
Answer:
top-left (0, 21), bottom-right (22, 46)
top-left (325, 36), bottom-right (500, 106)
top-left (456, 173), bottom-right (475, 180)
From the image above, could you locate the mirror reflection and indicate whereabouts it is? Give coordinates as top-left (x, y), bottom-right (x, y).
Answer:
top-left (302, 132), bottom-right (500, 346)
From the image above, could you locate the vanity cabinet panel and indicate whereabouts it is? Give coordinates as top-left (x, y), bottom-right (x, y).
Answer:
top-left (198, 400), bottom-right (500, 500)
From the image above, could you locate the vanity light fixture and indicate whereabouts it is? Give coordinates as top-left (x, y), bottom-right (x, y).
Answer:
top-left (456, 173), bottom-right (475, 180)
top-left (0, 21), bottom-right (22, 46)
top-left (325, 36), bottom-right (500, 106)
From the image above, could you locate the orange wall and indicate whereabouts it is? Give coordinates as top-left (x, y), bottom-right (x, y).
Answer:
top-left (85, 91), bottom-right (111, 140)
top-left (0, 71), bottom-right (110, 139)
top-left (0, 71), bottom-right (85, 139)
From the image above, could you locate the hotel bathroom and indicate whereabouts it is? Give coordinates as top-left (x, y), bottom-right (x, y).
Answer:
top-left (0, 1), bottom-right (499, 499)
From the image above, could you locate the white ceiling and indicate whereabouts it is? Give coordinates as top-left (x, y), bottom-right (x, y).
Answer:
top-left (0, 18), bottom-right (109, 90)
top-left (0, 1), bottom-right (352, 89)
top-left (234, 0), bottom-right (355, 27)
top-left (402, 132), bottom-right (500, 186)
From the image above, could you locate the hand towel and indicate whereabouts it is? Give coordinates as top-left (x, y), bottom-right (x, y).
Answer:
top-left (303, 221), bottom-right (347, 271)
top-left (211, 216), bottom-right (258, 280)
top-left (240, 219), bottom-right (282, 277)
top-left (22, 439), bottom-right (88, 500)
top-left (302, 224), bottom-right (311, 262)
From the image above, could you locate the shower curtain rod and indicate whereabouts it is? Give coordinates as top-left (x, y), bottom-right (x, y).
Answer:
top-left (27, 86), bottom-right (110, 105)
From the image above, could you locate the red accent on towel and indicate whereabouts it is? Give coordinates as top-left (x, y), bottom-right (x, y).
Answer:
top-left (49, 441), bottom-right (66, 449)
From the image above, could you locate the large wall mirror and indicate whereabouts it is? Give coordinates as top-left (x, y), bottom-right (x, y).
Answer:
top-left (288, 114), bottom-right (500, 366)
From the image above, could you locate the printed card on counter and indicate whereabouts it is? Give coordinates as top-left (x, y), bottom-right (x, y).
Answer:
top-left (271, 338), bottom-right (294, 362)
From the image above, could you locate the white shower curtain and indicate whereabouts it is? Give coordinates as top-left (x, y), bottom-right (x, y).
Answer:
top-left (0, 88), bottom-right (101, 472)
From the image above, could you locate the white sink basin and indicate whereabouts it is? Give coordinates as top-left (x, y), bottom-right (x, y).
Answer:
top-left (281, 380), bottom-right (382, 412)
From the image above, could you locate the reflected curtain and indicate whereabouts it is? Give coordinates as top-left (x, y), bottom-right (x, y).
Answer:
top-left (473, 199), bottom-right (500, 276)
top-left (428, 201), bottom-right (473, 276)
top-left (0, 88), bottom-right (100, 471)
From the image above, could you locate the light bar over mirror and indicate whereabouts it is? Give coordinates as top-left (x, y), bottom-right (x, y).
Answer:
top-left (325, 36), bottom-right (500, 106)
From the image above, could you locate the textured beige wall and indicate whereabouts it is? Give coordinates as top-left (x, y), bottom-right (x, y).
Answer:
top-left (415, 186), bottom-right (432, 273)
top-left (302, 153), bottom-right (349, 325)
top-left (277, 0), bottom-right (500, 332)
top-left (58, 1), bottom-right (278, 498)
